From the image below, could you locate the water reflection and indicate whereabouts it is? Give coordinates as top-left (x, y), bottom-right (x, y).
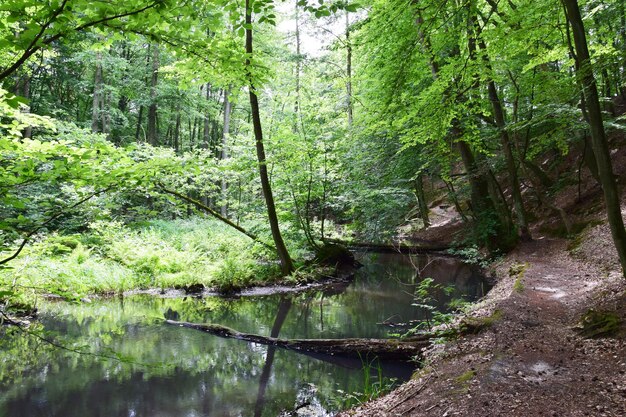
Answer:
top-left (0, 253), bottom-right (487, 417)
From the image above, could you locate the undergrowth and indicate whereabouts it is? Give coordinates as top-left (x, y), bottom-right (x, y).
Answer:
top-left (335, 356), bottom-right (398, 409)
top-left (0, 218), bottom-right (290, 300)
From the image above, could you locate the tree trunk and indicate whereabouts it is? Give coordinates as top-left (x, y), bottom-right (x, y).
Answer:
top-left (173, 106), bottom-right (181, 154)
top-left (159, 184), bottom-right (275, 251)
top-left (165, 320), bottom-right (427, 361)
top-left (478, 38), bottom-right (531, 240)
top-left (147, 44), bottom-right (159, 146)
top-left (563, 0), bottom-right (626, 277)
top-left (203, 83), bottom-right (211, 149)
top-left (415, 10), bottom-right (508, 252)
top-left (135, 105), bottom-right (144, 142)
top-left (622, 0), bottom-right (626, 97)
top-left (102, 90), bottom-right (111, 138)
top-left (221, 89), bottom-right (232, 217)
top-left (91, 53), bottom-right (102, 133)
top-left (21, 73), bottom-right (32, 139)
top-left (191, 116), bottom-right (198, 150)
top-left (246, 0), bottom-right (295, 276)
top-left (324, 237), bottom-right (449, 253)
top-left (294, 1), bottom-right (302, 114)
top-left (346, 10), bottom-right (353, 126)
top-left (415, 174), bottom-right (430, 228)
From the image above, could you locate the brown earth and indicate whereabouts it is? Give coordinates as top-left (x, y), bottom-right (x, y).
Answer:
top-left (338, 141), bottom-right (626, 416)
top-left (339, 233), bottom-right (626, 416)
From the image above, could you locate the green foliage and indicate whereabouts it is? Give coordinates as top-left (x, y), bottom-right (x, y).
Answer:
top-left (0, 286), bottom-right (36, 318)
top-left (447, 246), bottom-right (490, 268)
top-left (0, 0), bottom-right (624, 320)
top-left (577, 309), bottom-right (622, 338)
top-left (335, 356), bottom-right (397, 409)
top-left (410, 277), bottom-right (459, 331)
top-left (0, 218), bottom-right (280, 297)
top-left (0, 88), bottom-right (55, 136)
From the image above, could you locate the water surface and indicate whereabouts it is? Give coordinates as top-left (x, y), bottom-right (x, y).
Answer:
top-left (0, 252), bottom-right (487, 417)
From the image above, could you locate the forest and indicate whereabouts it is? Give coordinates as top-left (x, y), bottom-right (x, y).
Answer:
top-left (1, 0), bottom-right (626, 416)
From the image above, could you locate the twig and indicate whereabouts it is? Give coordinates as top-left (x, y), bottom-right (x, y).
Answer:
top-left (157, 183), bottom-right (275, 251)
top-left (0, 187), bottom-right (112, 265)
top-left (389, 374), bottom-right (432, 411)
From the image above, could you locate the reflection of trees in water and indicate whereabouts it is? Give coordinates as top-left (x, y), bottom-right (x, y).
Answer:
top-left (0, 254), bottom-right (485, 416)
top-left (254, 296), bottom-right (292, 417)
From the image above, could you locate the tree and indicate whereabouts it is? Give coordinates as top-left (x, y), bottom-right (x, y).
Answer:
top-left (562, 0), bottom-right (626, 276)
top-left (147, 44), bottom-right (159, 146)
top-left (0, 0), bottom-right (167, 83)
top-left (245, 0), bottom-right (295, 275)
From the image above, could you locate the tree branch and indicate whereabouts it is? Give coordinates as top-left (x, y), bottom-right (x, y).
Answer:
top-left (157, 183), bottom-right (275, 251)
top-left (0, 1), bottom-right (162, 82)
top-left (0, 187), bottom-right (112, 266)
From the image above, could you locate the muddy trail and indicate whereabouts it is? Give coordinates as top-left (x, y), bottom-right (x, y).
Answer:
top-left (340, 237), bottom-right (626, 416)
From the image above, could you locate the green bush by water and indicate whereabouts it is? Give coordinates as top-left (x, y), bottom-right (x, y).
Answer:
top-left (0, 218), bottom-right (282, 299)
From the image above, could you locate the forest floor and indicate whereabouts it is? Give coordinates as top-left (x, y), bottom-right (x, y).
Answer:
top-left (339, 232), bottom-right (626, 416)
top-left (339, 146), bottom-right (626, 416)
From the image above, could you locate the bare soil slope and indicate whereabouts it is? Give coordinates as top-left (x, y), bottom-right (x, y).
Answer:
top-left (339, 231), bottom-right (626, 416)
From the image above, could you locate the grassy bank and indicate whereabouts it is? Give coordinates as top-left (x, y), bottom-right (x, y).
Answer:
top-left (0, 218), bottom-right (317, 304)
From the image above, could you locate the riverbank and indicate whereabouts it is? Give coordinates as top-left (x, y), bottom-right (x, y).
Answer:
top-left (0, 218), bottom-right (347, 310)
top-left (339, 222), bottom-right (626, 416)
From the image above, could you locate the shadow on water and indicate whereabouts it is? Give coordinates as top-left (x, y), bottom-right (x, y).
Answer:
top-left (0, 252), bottom-right (488, 417)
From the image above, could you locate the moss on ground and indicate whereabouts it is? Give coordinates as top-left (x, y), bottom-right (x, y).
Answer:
top-left (459, 309), bottom-right (503, 335)
top-left (577, 309), bottom-right (622, 338)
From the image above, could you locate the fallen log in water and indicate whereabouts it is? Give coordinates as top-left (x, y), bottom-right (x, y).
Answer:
top-left (165, 320), bottom-right (431, 361)
top-left (323, 238), bottom-right (450, 253)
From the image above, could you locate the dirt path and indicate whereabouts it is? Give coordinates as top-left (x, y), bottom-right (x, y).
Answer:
top-left (339, 238), bottom-right (626, 416)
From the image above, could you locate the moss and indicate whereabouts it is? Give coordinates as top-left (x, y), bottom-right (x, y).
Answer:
top-left (577, 309), bottom-right (622, 338)
top-left (459, 309), bottom-right (503, 335)
top-left (567, 220), bottom-right (605, 251)
top-left (313, 243), bottom-right (356, 267)
top-left (508, 262), bottom-right (528, 278)
top-left (507, 262), bottom-right (527, 293)
top-left (456, 369), bottom-right (476, 384)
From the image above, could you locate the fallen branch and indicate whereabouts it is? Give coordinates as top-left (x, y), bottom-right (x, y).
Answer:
top-left (166, 320), bottom-right (431, 361)
top-left (157, 183), bottom-right (275, 251)
top-left (324, 238), bottom-right (450, 253)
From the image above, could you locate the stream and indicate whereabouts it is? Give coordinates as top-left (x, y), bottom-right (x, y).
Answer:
top-left (0, 252), bottom-right (488, 417)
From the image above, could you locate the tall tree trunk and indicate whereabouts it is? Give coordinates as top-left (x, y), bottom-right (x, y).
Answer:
top-left (221, 89), bottom-right (232, 217)
top-left (102, 90), bottom-right (111, 138)
top-left (246, 0), bottom-right (295, 276)
top-left (476, 36), bottom-right (531, 240)
top-left (617, 0), bottom-right (626, 100)
top-left (135, 105), bottom-right (144, 142)
top-left (294, 0), bottom-right (301, 114)
top-left (563, 0), bottom-right (626, 276)
top-left (91, 53), bottom-right (102, 133)
top-left (174, 106), bottom-right (181, 154)
top-left (415, 174), bottom-right (430, 228)
top-left (345, 10), bottom-right (353, 126)
top-left (147, 44), bottom-right (159, 146)
top-left (203, 83), bottom-right (211, 149)
top-left (415, 10), bottom-right (508, 252)
top-left (21, 73), bottom-right (32, 139)
top-left (191, 116), bottom-right (199, 151)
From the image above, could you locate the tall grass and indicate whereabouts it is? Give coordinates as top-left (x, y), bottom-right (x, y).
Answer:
top-left (0, 218), bottom-right (282, 298)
